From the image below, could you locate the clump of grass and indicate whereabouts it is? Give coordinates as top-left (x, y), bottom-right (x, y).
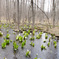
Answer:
top-left (30, 42), bottom-right (35, 47)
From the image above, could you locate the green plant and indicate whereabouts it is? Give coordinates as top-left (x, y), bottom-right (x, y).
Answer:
top-left (19, 36), bottom-right (23, 42)
top-left (2, 42), bottom-right (6, 49)
top-left (4, 39), bottom-right (10, 45)
top-left (21, 40), bottom-right (26, 48)
top-left (0, 24), bottom-right (2, 28)
top-left (41, 45), bottom-right (46, 50)
top-left (43, 40), bottom-right (46, 43)
top-left (23, 35), bottom-right (27, 39)
top-left (13, 41), bottom-right (19, 51)
top-left (0, 31), bottom-right (3, 36)
top-left (26, 50), bottom-right (31, 57)
top-left (36, 35), bottom-right (41, 39)
top-left (33, 30), bottom-right (35, 35)
top-left (47, 42), bottom-right (50, 47)
top-left (6, 34), bottom-right (10, 39)
top-left (27, 30), bottom-right (30, 34)
top-left (30, 42), bottom-right (35, 47)
top-left (34, 57), bottom-right (41, 59)
top-left (16, 35), bottom-right (19, 40)
top-left (49, 37), bottom-right (51, 42)
top-left (45, 33), bottom-right (48, 39)
top-left (30, 37), bottom-right (35, 40)
top-left (6, 30), bottom-right (9, 33)
top-left (23, 31), bottom-right (26, 35)
top-left (54, 44), bottom-right (57, 48)
top-left (53, 41), bottom-right (57, 45)
top-left (34, 57), bottom-right (37, 59)
top-left (53, 41), bottom-right (57, 48)
top-left (53, 36), bottom-right (55, 39)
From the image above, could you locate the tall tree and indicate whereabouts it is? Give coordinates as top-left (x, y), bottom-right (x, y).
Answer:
top-left (31, 0), bottom-right (35, 29)
top-left (53, 0), bottom-right (56, 27)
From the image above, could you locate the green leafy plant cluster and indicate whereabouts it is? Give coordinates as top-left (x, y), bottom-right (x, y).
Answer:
top-left (30, 37), bottom-right (35, 40)
top-left (2, 42), bottom-right (6, 49)
top-left (6, 34), bottom-right (10, 39)
top-left (19, 36), bottom-right (23, 42)
top-left (33, 30), bottom-right (35, 35)
top-left (26, 50), bottom-right (31, 57)
top-left (45, 33), bottom-right (48, 39)
top-left (36, 35), bottom-right (41, 39)
top-left (21, 40), bottom-right (26, 48)
top-left (0, 31), bottom-right (3, 36)
top-left (1, 39), bottom-right (10, 48)
top-left (47, 42), bottom-right (50, 47)
top-left (27, 30), bottom-right (30, 34)
top-left (41, 45), bottom-right (46, 50)
top-left (13, 41), bottom-right (19, 51)
top-left (34, 57), bottom-right (41, 59)
top-left (30, 42), bottom-right (35, 47)
top-left (43, 40), bottom-right (46, 43)
top-left (53, 41), bottom-right (57, 48)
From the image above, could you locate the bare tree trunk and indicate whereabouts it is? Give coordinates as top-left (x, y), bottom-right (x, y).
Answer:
top-left (13, 0), bottom-right (16, 23)
top-left (6, 0), bottom-right (9, 23)
top-left (31, 0), bottom-right (35, 29)
top-left (17, 0), bottom-right (19, 30)
top-left (53, 0), bottom-right (56, 27)
top-left (0, 0), bottom-right (1, 23)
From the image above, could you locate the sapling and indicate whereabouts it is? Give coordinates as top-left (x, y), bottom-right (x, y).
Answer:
top-left (26, 50), bottom-right (31, 57)
top-left (13, 41), bottom-right (19, 51)
top-left (47, 42), bottom-right (50, 47)
top-left (2, 42), bottom-right (6, 49)
top-left (30, 42), bottom-right (35, 47)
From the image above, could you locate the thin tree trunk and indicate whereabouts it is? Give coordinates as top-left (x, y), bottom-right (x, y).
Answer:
top-left (53, 0), bottom-right (56, 27)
